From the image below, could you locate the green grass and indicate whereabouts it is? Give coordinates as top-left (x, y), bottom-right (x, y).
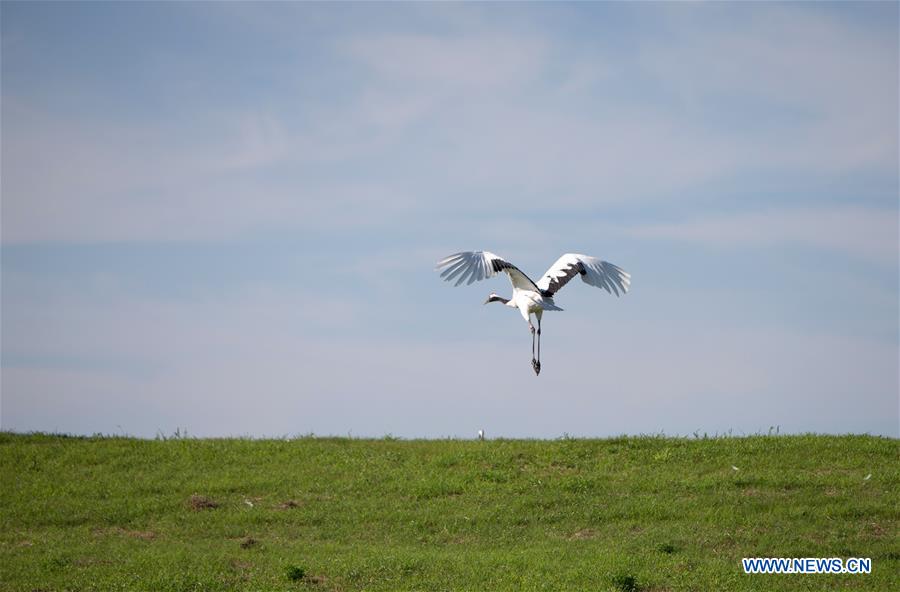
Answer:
top-left (1, 433), bottom-right (897, 591)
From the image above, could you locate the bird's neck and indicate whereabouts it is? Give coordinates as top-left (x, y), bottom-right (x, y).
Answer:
top-left (488, 295), bottom-right (510, 305)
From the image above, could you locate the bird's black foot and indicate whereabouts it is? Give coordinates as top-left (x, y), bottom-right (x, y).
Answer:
top-left (532, 358), bottom-right (541, 375)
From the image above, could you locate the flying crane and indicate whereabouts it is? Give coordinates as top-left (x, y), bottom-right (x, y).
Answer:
top-left (435, 251), bottom-right (630, 375)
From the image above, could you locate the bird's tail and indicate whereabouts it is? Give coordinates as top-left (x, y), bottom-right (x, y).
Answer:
top-left (542, 298), bottom-right (564, 311)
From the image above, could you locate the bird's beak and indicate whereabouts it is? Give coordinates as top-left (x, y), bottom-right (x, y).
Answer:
top-left (484, 297), bottom-right (491, 305)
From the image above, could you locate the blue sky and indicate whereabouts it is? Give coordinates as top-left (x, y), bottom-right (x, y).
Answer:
top-left (2, 2), bottom-right (897, 438)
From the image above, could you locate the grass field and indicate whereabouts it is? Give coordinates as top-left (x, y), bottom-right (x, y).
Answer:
top-left (1, 432), bottom-right (897, 591)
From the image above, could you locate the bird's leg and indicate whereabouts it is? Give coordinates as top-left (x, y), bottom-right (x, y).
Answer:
top-left (528, 316), bottom-right (539, 375)
top-left (533, 315), bottom-right (542, 376)
top-left (530, 322), bottom-right (535, 359)
top-left (528, 318), bottom-right (540, 374)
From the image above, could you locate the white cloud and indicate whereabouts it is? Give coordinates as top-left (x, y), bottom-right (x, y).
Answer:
top-left (343, 34), bottom-right (547, 91)
top-left (0, 101), bottom-right (424, 242)
top-left (3, 6), bottom-right (896, 243)
top-left (626, 206), bottom-right (898, 264)
top-left (636, 5), bottom-right (898, 172)
top-left (328, 8), bottom-right (897, 211)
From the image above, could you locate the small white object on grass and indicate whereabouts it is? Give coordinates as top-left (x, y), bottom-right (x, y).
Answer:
top-left (244, 500), bottom-right (254, 507)
top-left (864, 473), bottom-right (872, 481)
top-left (478, 429), bottom-right (485, 441)
top-left (731, 466), bottom-right (740, 471)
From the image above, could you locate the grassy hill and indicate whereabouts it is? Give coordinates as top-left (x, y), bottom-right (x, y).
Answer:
top-left (1, 433), bottom-right (897, 591)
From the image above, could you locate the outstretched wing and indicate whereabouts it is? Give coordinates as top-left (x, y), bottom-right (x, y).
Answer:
top-left (435, 251), bottom-right (539, 291)
top-left (537, 253), bottom-right (630, 297)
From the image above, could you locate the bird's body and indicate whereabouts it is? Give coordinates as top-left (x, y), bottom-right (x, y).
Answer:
top-left (436, 250), bottom-right (630, 375)
top-left (510, 288), bottom-right (554, 317)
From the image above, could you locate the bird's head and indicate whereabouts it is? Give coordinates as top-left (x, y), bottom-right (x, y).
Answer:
top-left (484, 292), bottom-right (503, 304)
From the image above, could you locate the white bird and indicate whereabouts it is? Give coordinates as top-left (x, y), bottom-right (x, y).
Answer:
top-left (435, 251), bottom-right (630, 375)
